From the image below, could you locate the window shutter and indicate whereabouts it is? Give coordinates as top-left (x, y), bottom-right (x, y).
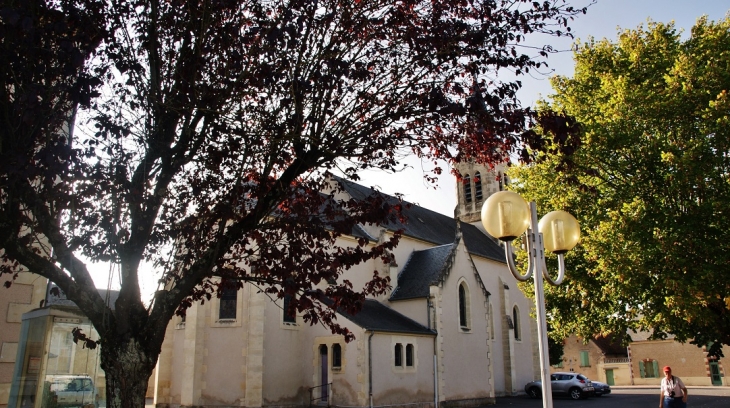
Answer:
top-left (652, 361), bottom-right (659, 378)
top-left (639, 361), bottom-right (646, 378)
top-left (580, 351), bottom-right (589, 366)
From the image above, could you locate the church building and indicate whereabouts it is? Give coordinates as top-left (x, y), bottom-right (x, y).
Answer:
top-left (152, 163), bottom-right (540, 408)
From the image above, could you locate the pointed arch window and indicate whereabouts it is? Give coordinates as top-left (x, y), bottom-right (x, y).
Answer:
top-left (464, 174), bottom-right (472, 203)
top-left (394, 343), bottom-right (403, 367)
top-left (512, 305), bottom-right (521, 340)
top-left (458, 282), bottom-right (470, 330)
top-left (474, 172), bottom-right (483, 201)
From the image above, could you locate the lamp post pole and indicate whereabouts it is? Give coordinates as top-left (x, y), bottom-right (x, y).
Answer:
top-left (481, 191), bottom-right (579, 408)
top-left (526, 201), bottom-right (557, 408)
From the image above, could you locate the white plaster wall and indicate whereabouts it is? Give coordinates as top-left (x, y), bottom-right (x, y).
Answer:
top-left (335, 234), bottom-right (436, 297)
top-left (506, 276), bottom-right (538, 388)
top-left (388, 298), bottom-right (430, 329)
top-left (370, 334), bottom-right (435, 405)
top-left (261, 295), bottom-right (308, 406)
top-left (201, 323), bottom-right (248, 405)
top-left (437, 245), bottom-right (492, 401)
top-left (167, 316), bottom-right (190, 404)
top-left (472, 255), bottom-right (538, 393)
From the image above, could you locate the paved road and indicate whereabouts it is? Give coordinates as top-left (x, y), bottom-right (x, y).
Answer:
top-left (493, 387), bottom-right (730, 408)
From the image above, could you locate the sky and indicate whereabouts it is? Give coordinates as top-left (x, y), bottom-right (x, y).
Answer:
top-left (85, 1), bottom-right (730, 295)
top-left (356, 0), bottom-right (730, 217)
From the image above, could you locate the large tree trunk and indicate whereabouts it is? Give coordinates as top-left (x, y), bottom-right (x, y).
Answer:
top-left (100, 337), bottom-right (157, 408)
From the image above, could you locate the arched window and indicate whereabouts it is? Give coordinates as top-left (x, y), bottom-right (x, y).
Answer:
top-left (406, 344), bottom-right (414, 367)
top-left (474, 172), bottom-right (483, 201)
top-left (394, 343), bottom-right (403, 367)
top-left (498, 172), bottom-right (504, 191)
top-left (458, 282), bottom-right (470, 329)
top-left (332, 344), bottom-right (342, 368)
top-left (513, 305), bottom-right (521, 340)
top-left (464, 174), bottom-right (472, 203)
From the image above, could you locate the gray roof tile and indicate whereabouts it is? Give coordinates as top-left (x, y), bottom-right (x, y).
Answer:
top-left (390, 244), bottom-right (456, 301)
top-left (335, 177), bottom-right (505, 263)
top-left (338, 299), bottom-right (436, 335)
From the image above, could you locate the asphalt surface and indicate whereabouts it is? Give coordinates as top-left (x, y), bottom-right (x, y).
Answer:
top-left (493, 387), bottom-right (730, 408)
top-left (142, 387), bottom-right (730, 408)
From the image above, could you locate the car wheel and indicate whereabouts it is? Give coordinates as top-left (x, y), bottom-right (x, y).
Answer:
top-left (527, 387), bottom-right (541, 399)
top-left (569, 388), bottom-right (582, 400)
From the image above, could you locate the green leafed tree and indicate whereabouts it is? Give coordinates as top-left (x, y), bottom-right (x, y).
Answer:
top-left (510, 16), bottom-right (730, 357)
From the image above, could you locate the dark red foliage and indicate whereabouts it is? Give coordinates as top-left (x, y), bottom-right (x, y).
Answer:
top-left (0, 1), bottom-right (587, 405)
top-left (72, 327), bottom-right (99, 350)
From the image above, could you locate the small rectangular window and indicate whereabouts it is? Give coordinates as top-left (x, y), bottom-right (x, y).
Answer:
top-left (219, 286), bottom-right (237, 320)
top-left (332, 344), bottom-right (342, 368)
top-left (283, 294), bottom-right (296, 324)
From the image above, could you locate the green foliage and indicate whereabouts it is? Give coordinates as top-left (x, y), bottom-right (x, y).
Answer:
top-left (548, 330), bottom-right (565, 366)
top-left (510, 17), bottom-right (730, 357)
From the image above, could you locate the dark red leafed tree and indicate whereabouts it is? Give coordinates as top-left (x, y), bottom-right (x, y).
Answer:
top-left (0, 0), bottom-right (587, 406)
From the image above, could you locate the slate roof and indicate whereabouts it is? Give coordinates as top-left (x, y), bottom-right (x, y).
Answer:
top-left (389, 243), bottom-right (456, 301)
top-left (338, 298), bottom-right (436, 335)
top-left (335, 177), bottom-right (504, 263)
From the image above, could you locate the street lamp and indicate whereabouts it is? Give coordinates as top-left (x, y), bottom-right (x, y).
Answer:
top-left (481, 191), bottom-right (579, 408)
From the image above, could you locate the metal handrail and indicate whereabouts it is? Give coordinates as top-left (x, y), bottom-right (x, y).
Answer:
top-left (309, 382), bottom-right (332, 407)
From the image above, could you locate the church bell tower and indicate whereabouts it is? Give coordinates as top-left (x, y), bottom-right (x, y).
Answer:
top-left (454, 161), bottom-right (509, 227)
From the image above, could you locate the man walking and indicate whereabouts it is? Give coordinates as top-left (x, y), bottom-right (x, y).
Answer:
top-left (659, 366), bottom-right (688, 408)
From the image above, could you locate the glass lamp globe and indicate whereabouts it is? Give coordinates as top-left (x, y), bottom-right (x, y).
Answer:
top-left (480, 191), bottom-right (530, 241)
top-left (538, 210), bottom-right (580, 254)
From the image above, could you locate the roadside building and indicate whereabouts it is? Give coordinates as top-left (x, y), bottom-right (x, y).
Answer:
top-left (628, 332), bottom-right (726, 386)
top-left (551, 334), bottom-right (630, 385)
top-left (554, 331), bottom-right (727, 387)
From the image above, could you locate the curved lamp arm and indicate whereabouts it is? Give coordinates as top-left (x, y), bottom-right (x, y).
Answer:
top-left (534, 230), bottom-right (566, 286)
top-left (504, 240), bottom-right (534, 282)
top-left (542, 253), bottom-right (566, 286)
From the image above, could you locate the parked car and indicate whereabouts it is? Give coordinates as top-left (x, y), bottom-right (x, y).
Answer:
top-left (524, 372), bottom-right (595, 400)
top-left (45, 374), bottom-right (97, 408)
top-left (591, 381), bottom-right (611, 396)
